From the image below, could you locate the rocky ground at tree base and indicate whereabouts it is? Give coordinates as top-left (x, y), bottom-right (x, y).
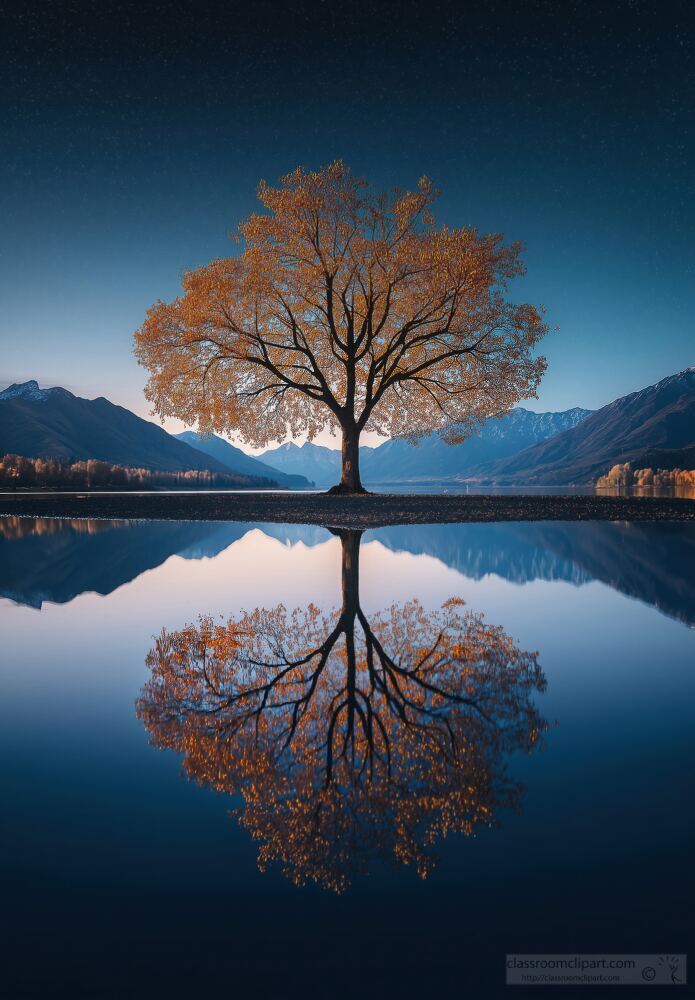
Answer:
top-left (1, 491), bottom-right (694, 528)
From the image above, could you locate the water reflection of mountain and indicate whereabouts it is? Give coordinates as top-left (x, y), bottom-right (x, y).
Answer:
top-left (530, 521), bottom-right (695, 628)
top-left (365, 523), bottom-right (593, 585)
top-left (1, 516), bottom-right (693, 627)
top-left (0, 517), bottom-right (234, 608)
top-left (374, 522), bottom-right (695, 627)
top-left (0, 518), bottom-right (337, 608)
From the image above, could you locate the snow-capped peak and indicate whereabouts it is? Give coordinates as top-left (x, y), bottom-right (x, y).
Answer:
top-left (0, 380), bottom-right (49, 402)
top-left (0, 379), bottom-right (74, 403)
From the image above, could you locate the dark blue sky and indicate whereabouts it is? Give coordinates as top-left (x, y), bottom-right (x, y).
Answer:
top-left (1, 0), bottom-right (693, 439)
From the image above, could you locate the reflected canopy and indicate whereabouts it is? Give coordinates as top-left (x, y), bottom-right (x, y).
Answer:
top-left (137, 529), bottom-right (547, 891)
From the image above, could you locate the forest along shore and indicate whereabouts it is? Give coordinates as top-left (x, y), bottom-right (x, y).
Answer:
top-left (1, 492), bottom-right (695, 528)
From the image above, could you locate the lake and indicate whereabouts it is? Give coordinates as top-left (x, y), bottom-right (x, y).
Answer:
top-left (1, 516), bottom-right (693, 998)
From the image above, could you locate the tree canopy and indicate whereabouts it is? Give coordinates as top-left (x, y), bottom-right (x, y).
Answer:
top-left (135, 162), bottom-right (548, 490)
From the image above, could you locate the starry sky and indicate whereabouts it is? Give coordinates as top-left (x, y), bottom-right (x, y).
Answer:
top-left (1, 0), bottom-right (693, 445)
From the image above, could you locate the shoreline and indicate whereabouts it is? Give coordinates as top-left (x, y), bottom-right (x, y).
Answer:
top-left (1, 491), bottom-right (694, 528)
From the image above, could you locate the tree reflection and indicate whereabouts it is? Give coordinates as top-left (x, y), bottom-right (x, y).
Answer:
top-left (137, 530), bottom-right (547, 892)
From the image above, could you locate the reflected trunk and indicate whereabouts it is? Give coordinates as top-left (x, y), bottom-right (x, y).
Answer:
top-left (339, 529), bottom-right (361, 747)
top-left (340, 529), bottom-right (361, 618)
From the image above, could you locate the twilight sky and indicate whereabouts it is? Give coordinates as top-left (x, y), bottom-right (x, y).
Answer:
top-left (1, 0), bottom-right (693, 446)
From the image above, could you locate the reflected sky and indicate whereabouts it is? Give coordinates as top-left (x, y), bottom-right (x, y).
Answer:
top-left (2, 515), bottom-right (695, 626)
top-left (0, 516), bottom-right (693, 997)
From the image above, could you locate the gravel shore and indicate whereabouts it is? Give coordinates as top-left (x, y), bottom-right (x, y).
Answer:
top-left (1, 491), bottom-right (694, 528)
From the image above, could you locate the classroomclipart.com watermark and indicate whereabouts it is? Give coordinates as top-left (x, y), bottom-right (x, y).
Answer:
top-left (506, 954), bottom-right (687, 986)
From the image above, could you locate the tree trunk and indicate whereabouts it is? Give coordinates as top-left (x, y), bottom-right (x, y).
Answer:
top-left (329, 423), bottom-right (367, 494)
top-left (339, 529), bottom-right (362, 618)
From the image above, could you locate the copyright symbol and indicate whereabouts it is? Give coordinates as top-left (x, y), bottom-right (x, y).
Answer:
top-left (642, 966), bottom-right (656, 982)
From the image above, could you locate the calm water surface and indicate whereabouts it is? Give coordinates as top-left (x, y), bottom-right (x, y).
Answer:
top-left (1, 516), bottom-right (693, 998)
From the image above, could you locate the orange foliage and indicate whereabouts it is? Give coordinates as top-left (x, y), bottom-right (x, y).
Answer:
top-left (0, 516), bottom-right (123, 540)
top-left (597, 462), bottom-right (695, 490)
top-left (0, 454), bottom-right (273, 490)
top-left (134, 162), bottom-right (548, 490)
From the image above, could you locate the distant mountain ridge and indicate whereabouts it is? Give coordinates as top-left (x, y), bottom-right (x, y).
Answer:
top-left (260, 406), bottom-right (591, 486)
top-left (5, 366), bottom-right (692, 489)
top-left (260, 441), bottom-right (343, 487)
top-left (360, 406), bottom-right (591, 484)
top-left (630, 443), bottom-right (695, 471)
top-left (0, 380), bottom-right (282, 483)
top-left (176, 431), bottom-right (312, 489)
top-left (469, 367), bottom-right (695, 484)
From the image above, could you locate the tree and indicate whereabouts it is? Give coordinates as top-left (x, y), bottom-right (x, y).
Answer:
top-left (134, 162), bottom-right (549, 493)
top-left (137, 530), bottom-right (547, 891)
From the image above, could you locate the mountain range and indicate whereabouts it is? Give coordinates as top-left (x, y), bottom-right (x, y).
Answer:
top-left (259, 407), bottom-right (592, 487)
top-left (362, 406), bottom-right (590, 484)
top-left (0, 381), bottom-right (310, 488)
top-left (260, 368), bottom-right (695, 486)
top-left (2, 366), bottom-right (693, 487)
top-left (259, 440), bottom-right (343, 487)
top-left (0, 380), bottom-right (230, 473)
top-left (469, 367), bottom-right (695, 484)
top-left (175, 431), bottom-right (311, 489)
